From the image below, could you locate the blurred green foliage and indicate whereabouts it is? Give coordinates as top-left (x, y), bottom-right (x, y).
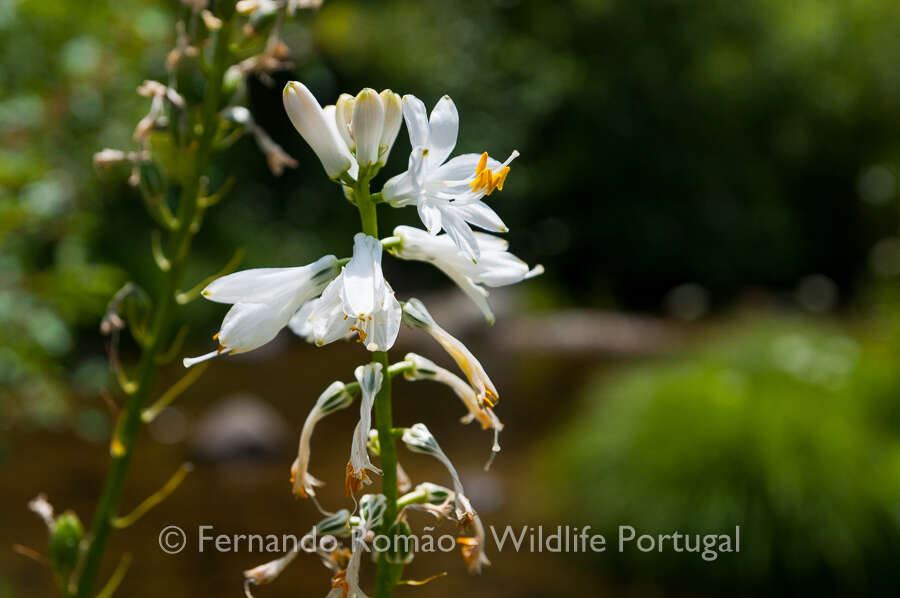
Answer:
top-left (547, 317), bottom-right (900, 592)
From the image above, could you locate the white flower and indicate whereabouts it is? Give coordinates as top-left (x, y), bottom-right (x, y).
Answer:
top-left (297, 233), bottom-right (401, 353)
top-left (401, 299), bottom-right (499, 406)
top-left (391, 225), bottom-right (543, 324)
top-left (345, 363), bottom-right (383, 495)
top-left (183, 255), bottom-right (340, 367)
top-left (403, 352), bottom-right (503, 469)
top-left (283, 81), bottom-right (358, 180)
top-left (382, 94), bottom-right (519, 260)
top-left (290, 381), bottom-right (354, 498)
top-left (335, 88), bottom-right (402, 171)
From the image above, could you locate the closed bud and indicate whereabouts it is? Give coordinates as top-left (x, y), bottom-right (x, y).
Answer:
top-left (315, 509), bottom-right (351, 536)
top-left (49, 511), bottom-right (84, 583)
top-left (334, 93), bottom-right (355, 151)
top-left (283, 82), bottom-right (355, 179)
top-left (378, 90), bottom-right (402, 165)
top-left (383, 520), bottom-right (415, 565)
top-left (351, 88), bottom-right (384, 167)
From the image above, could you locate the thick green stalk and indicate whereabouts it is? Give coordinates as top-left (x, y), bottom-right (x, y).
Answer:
top-left (74, 17), bottom-right (234, 598)
top-left (355, 177), bottom-right (403, 598)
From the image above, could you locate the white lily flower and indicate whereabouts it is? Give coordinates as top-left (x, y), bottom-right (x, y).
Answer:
top-left (290, 381), bottom-right (354, 498)
top-left (401, 423), bottom-right (475, 525)
top-left (183, 255), bottom-right (340, 367)
top-left (382, 94), bottom-right (519, 260)
top-left (345, 363), bottom-right (383, 495)
top-left (379, 90), bottom-right (403, 165)
top-left (391, 225), bottom-right (543, 324)
top-left (403, 353), bottom-right (503, 469)
top-left (401, 299), bottom-right (499, 407)
top-left (283, 81), bottom-right (358, 180)
top-left (299, 233), bottom-right (401, 353)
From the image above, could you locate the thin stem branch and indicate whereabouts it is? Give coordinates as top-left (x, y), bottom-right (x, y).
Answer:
top-left (73, 15), bottom-right (235, 598)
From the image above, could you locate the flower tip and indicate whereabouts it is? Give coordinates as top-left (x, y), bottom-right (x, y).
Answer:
top-left (366, 342), bottom-right (378, 351)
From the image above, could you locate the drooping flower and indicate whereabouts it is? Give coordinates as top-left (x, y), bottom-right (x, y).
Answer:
top-left (183, 255), bottom-right (340, 367)
top-left (382, 94), bottom-right (519, 260)
top-left (290, 381), bottom-right (354, 498)
top-left (458, 513), bottom-right (491, 575)
top-left (401, 299), bottom-right (499, 407)
top-left (403, 352), bottom-right (503, 468)
top-left (283, 81), bottom-right (358, 180)
top-left (244, 550), bottom-right (300, 598)
top-left (401, 423), bottom-right (476, 526)
top-left (391, 225), bottom-right (543, 324)
top-left (329, 494), bottom-right (384, 598)
top-left (296, 233), bottom-right (401, 353)
top-left (345, 363), bottom-right (383, 495)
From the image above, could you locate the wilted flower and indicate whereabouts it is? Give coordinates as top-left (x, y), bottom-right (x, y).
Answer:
top-left (244, 550), bottom-right (300, 598)
top-left (183, 255), bottom-right (339, 367)
top-left (404, 352), bottom-right (503, 468)
top-left (391, 225), bottom-right (543, 323)
top-left (401, 423), bottom-right (475, 525)
top-left (382, 94), bottom-right (518, 260)
top-left (402, 299), bottom-right (499, 407)
top-left (457, 513), bottom-right (491, 574)
top-left (291, 381), bottom-right (354, 498)
top-left (345, 363), bottom-right (383, 495)
top-left (298, 234), bottom-right (401, 353)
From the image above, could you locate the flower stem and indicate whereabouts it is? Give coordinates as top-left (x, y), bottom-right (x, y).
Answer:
top-left (73, 15), bottom-right (234, 598)
top-left (355, 178), bottom-right (403, 598)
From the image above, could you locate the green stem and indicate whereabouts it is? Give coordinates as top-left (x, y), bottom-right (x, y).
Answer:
top-left (354, 178), bottom-right (403, 598)
top-left (74, 16), bottom-right (234, 598)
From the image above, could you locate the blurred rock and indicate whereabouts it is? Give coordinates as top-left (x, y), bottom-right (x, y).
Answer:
top-left (190, 393), bottom-right (290, 463)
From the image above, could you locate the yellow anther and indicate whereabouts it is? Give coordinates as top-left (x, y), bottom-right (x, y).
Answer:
top-left (349, 326), bottom-right (367, 342)
top-left (469, 152), bottom-right (511, 197)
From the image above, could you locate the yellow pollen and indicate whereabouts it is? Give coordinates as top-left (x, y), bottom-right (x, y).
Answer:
top-left (349, 326), bottom-right (367, 342)
top-left (469, 152), bottom-right (511, 196)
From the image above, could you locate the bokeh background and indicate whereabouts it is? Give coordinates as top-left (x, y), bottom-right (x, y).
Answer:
top-left (5, 0), bottom-right (900, 595)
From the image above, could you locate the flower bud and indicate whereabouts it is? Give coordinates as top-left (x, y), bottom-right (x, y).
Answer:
top-left (359, 493), bottom-right (387, 529)
top-left (315, 509), bottom-right (351, 536)
top-left (334, 93), bottom-right (355, 151)
top-left (283, 81), bottom-right (354, 179)
top-left (378, 90), bottom-right (402, 165)
top-left (351, 88), bottom-right (385, 167)
top-left (49, 511), bottom-right (84, 583)
top-left (383, 520), bottom-right (415, 565)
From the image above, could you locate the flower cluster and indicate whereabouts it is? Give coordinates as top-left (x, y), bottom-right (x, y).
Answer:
top-left (188, 81), bottom-right (543, 597)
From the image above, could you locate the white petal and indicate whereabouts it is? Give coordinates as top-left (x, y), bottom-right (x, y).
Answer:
top-left (401, 94), bottom-right (430, 149)
top-left (218, 302), bottom-right (289, 354)
top-left (307, 278), bottom-right (351, 346)
top-left (365, 288), bottom-right (402, 351)
top-left (432, 152), bottom-right (483, 183)
top-left (287, 298), bottom-right (317, 340)
top-left (440, 208), bottom-right (480, 260)
top-left (456, 201), bottom-right (508, 233)
top-left (382, 170), bottom-right (417, 207)
top-left (426, 95), bottom-right (458, 168)
top-left (417, 199), bottom-right (444, 235)
top-left (342, 233), bottom-right (383, 317)
top-left (202, 255), bottom-right (338, 305)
